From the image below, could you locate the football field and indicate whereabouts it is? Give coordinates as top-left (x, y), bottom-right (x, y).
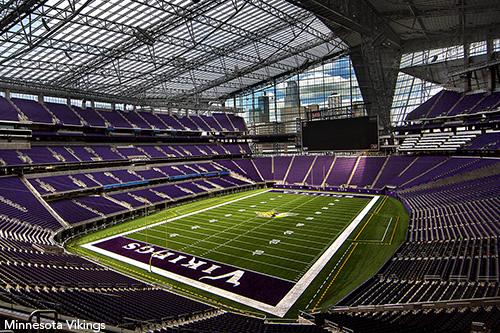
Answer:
top-left (77, 188), bottom-right (407, 317)
top-left (129, 190), bottom-right (371, 281)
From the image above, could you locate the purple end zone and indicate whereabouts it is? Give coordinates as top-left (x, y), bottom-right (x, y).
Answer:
top-left (94, 236), bottom-right (295, 306)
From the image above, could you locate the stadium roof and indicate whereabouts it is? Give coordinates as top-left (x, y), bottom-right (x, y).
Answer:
top-left (290, 0), bottom-right (500, 52)
top-left (1, 1), bottom-right (500, 114)
top-left (0, 0), bottom-right (346, 109)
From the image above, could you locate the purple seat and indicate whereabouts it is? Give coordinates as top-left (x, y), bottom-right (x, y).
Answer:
top-left (305, 155), bottom-right (335, 186)
top-left (177, 116), bottom-right (200, 131)
top-left (0, 177), bottom-right (63, 230)
top-left (468, 91), bottom-right (500, 114)
top-left (202, 115), bottom-right (224, 132)
top-left (72, 106), bottom-right (107, 127)
top-left (325, 157), bottom-right (357, 186)
top-left (227, 114), bottom-right (247, 132)
top-left (285, 155), bottom-right (314, 184)
top-left (373, 156), bottom-right (417, 189)
top-left (405, 90), bottom-right (444, 121)
top-left (425, 90), bottom-right (461, 119)
top-left (447, 93), bottom-right (485, 117)
top-left (0, 96), bottom-right (21, 121)
top-left (213, 113), bottom-right (236, 131)
top-left (155, 114), bottom-right (185, 130)
top-left (44, 102), bottom-right (82, 126)
top-left (272, 156), bottom-right (293, 182)
top-left (190, 115), bottom-right (213, 131)
top-left (349, 156), bottom-right (387, 187)
top-left (137, 111), bottom-right (167, 129)
top-left (10, 98), bottom-right (54, 124)
top-left (253, 157), bottom-right (273, 181)
top-left (121, 111), bottom-right (152, 129)
top-left (97, 109), bottom-right (133, 129)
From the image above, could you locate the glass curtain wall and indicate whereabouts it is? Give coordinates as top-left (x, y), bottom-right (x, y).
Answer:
top-left (227, 56), bottom-right (363, 132)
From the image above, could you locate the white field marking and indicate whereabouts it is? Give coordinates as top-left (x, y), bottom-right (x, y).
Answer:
top-left (93, 190), bottom-right (270, 242)
top-left (198, 194), bottom-right (316, 257)
top-left (140, 228), bottom-right (317, 262)
top-left (381, 217), bottom-right (393, 242)
top-left (269, 195), bottom-right (379, 317)
top-left (145, 208), bottom-right (338, 248)
top-left (83, 190), bottom-right (379, 317)
top-left (147, 210), bottom-right (350, 250)
top-left (184, 194), bottom-right (309, 255)
top-left (306, 243), bottom-right (353, 309)
top-left (145, 192), bottom-right (316, 259)
top-left (361, 217), bottom-right (393, 243)
top-left (149, 226), bottom-right (328, 251)
top-left (179, 215), bottom-right (347, 236)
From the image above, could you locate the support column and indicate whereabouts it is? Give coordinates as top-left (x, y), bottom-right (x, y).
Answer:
top-left (350, 43), bottom-right (401, 132)
top-left (487, 40), bottom-right (496, 92)
top-left (464, 42), bottom-right (472, 93)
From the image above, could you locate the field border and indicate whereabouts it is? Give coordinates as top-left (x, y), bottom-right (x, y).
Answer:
top-left (82, 189), bottom-right (379, 317)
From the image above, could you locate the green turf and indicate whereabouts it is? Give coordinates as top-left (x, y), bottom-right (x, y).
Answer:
top-left (127, 190), bottom-right (369, 282)
top-left (68, 189), bottom-right (409, 319)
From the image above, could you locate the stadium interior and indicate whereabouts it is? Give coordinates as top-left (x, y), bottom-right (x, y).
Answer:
top-left (0, 0), bottom-right (500, 332)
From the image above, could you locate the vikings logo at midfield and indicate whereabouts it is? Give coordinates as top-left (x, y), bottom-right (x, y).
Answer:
top-left (255, 209), bottom-right (298, 218)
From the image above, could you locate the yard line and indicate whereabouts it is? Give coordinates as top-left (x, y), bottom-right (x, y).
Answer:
top-left (149, 228), bottom-right (326, 253)
top-left (133, 231), bottom-right (304, 275)
top-left (149, 215), bottom-right (342, 245)
top-left (137, 229), bottom-right (318, 259)
top-left (177, 193), bottom-right (310, 254)
top-left (185, 215), bottom-right (349, 234)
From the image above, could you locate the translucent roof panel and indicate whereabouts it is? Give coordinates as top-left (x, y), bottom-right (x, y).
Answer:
top-left (0, 0), bottom-right (346, 108)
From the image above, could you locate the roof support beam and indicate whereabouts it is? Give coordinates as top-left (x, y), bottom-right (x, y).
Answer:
top-left (170, 34), bottom-right (343, 102)
top-left (0, 0), bottom-right (46, 34)
top-left (286, 0), bottom-right (401, 49)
